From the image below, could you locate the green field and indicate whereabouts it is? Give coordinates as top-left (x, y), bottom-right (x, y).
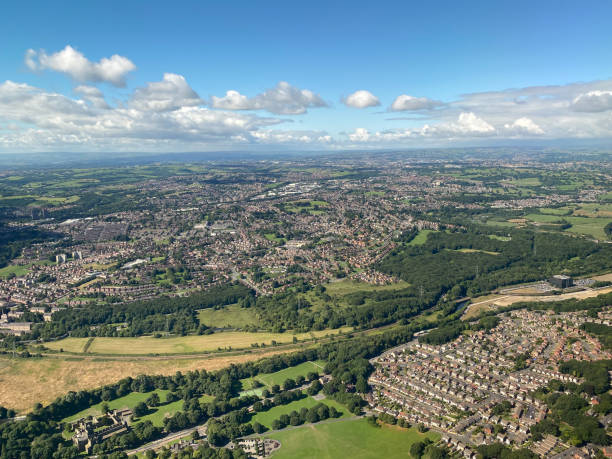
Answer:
top-left (44, 328), bottom-right (351, 355)
top-left (408, 229), bottom-right (434, 246)
top-left (198, 304), bottom-right (261, 329)
top-left (0, 265), bottom-right (30, 279)
top-left (524, 213), bottom-right (611, 239)
top-left (323, 279), bottom-right (411, 297)
top-left (62, 390), bottom-right (214, 427)
top-left (265, 418), bottom-right (439, 459)
top-left (241, 361), bottom-right (325, 391)
top-left (264, 233), bottom-right (286, 243)
top-left (251, 394), bottom-right (347, 429)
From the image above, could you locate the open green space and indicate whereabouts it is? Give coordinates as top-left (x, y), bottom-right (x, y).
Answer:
top-left (408, 229), bottom-right (435, 246)
top-left (323, 279), bottom-right (411, 297)
top-left (0, 264), bottom-right (30, 279)
top-left (241, 361), bottom-right (325, 391)
top-left (251, 394), bottom-right (347, 429)
top-left (197, 304), bottom-right (261, 329)
top-left (264, 233), bottom-right (286, 243)
top-left (44, 328), bottom-right (351, 355)
top-left (264, 418), bottom-right (439, 459)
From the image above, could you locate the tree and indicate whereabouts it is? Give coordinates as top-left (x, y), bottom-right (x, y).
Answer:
top-left (133, 401), bottom-right (148, 417)
top-left (253, 422), bottom-right (265, 434)
top-left (146, 392), bottom-right (161, 407)
top-left (307, 380), bottom-right (322, 395)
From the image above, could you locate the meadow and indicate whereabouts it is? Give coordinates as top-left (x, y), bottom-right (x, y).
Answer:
top-left (240, 361), bottom-right (324, 391)
top-left (264, 418), bottom-right (439, 459)
top-left (408, 229), bottom-right (435, 246)
top-left (251, 394), bottom-right (348, 429)
top-left (197, 304), bottom-right (261, 329)
top-left (0, 350), bottom-right (289, 412)
top-left (44, 328), bottom-right (351, 355)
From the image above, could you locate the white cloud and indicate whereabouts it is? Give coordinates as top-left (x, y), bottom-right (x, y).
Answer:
top-left (25, 45), bottom-right (136, 87)
top-left (211, 81), bottom-right (327, 115)
top-left (74, 85), bottom-right (109, 109)
top-left (129, 73), bottom-right (202, 112)
top-left (343, 90), bottom-right (380, 109)
top-left (571, 90), bottom-right (612, 112)
top-left (348, 128), bottom-right (370, 141)
top-left (503, 117), bottom-right (544, 135)
top-left (390, 94), bottom-right (442, 111)
top-left (446, 112), bottom-right (495, 135)
top-left (251, 129), bottom-right (332, 144)
top-left (0, 79), bottom-right (283, 151)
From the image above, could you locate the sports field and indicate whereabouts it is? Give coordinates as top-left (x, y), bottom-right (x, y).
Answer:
top-left (44, 328), bottom-right (351, 355)
top-left (265, 418), bottom-right (439, 459)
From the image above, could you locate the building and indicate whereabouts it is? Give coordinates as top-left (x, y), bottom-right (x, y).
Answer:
top-left (549, 275), bottom-right (573, 289)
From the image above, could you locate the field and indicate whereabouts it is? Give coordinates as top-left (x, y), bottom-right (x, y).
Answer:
top-left (408, 229), bottom-right (434, 246)
top-left (44, 328), bottom-right (351, 355)
top-left (0, 264), bottom-right (30, 279)
top-left (264, 418), bottom-right (439, 459)
top-left (197, 304), bottom-right (261, 329)
top-left (323, 279), bottom-right (411, 297)
top-left (251, 394), bottom-right (348, 429)
top-left (241, 361), bottom-right (325, 391)
top-left (0, 350), bottom-right (290, 412)
top-left (63, 389), bottom-right (170, 423)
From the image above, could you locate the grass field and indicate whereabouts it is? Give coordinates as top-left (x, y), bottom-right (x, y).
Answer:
top-left (44, 328), bottom-right (351, 355)
top-left (251, 394), bottom-right (348, 429)
top-left (323, 279), bottom-right (411, 297)
top-left (241, 361), bottom-right (325, 391)
top-left (197, 304), bottom-right (261, 329)
top-left (0, 350), bottom-right (290, 412)
top-left (0, 264), bottom-right (30, 279)
top-left (264, 418), bottom-right (439, 459)
top-left (63, 389), bottom-right (172, 423)
top-left (408, 229), bottom-right (434, 246)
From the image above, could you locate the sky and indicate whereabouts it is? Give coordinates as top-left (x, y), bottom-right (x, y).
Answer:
top-left (1, 0), bottom-right (612, 153)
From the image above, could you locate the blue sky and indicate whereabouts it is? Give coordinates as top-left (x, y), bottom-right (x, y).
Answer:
top-left (1, 0), bottom-right (612, 152)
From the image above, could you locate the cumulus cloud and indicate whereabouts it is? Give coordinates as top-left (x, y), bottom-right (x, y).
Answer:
top-left (210, 81), bottom-right (327, 115)
top-left (129, 73), bottom-right (202, 112)
top-left (390, 94), bottom-right (443, 111)
top-left (348, 128), bottom-right (370, 141)
top-left (346, 113), bottom-right (496, 144)
top-left (503, 117), bottom-right (544, 135)
top-left (343, 90), bottom-right (380, 109)
top-left (74, 85), bottom-right (109, 109)
top-left (0, 79), bottom-right (283, 151)
top-left (570, 90), bottom-right (612, 112)
top-left (251, 129), bottom-right (332, 144)
top-left (25, 45), bottom-right (136, 87)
